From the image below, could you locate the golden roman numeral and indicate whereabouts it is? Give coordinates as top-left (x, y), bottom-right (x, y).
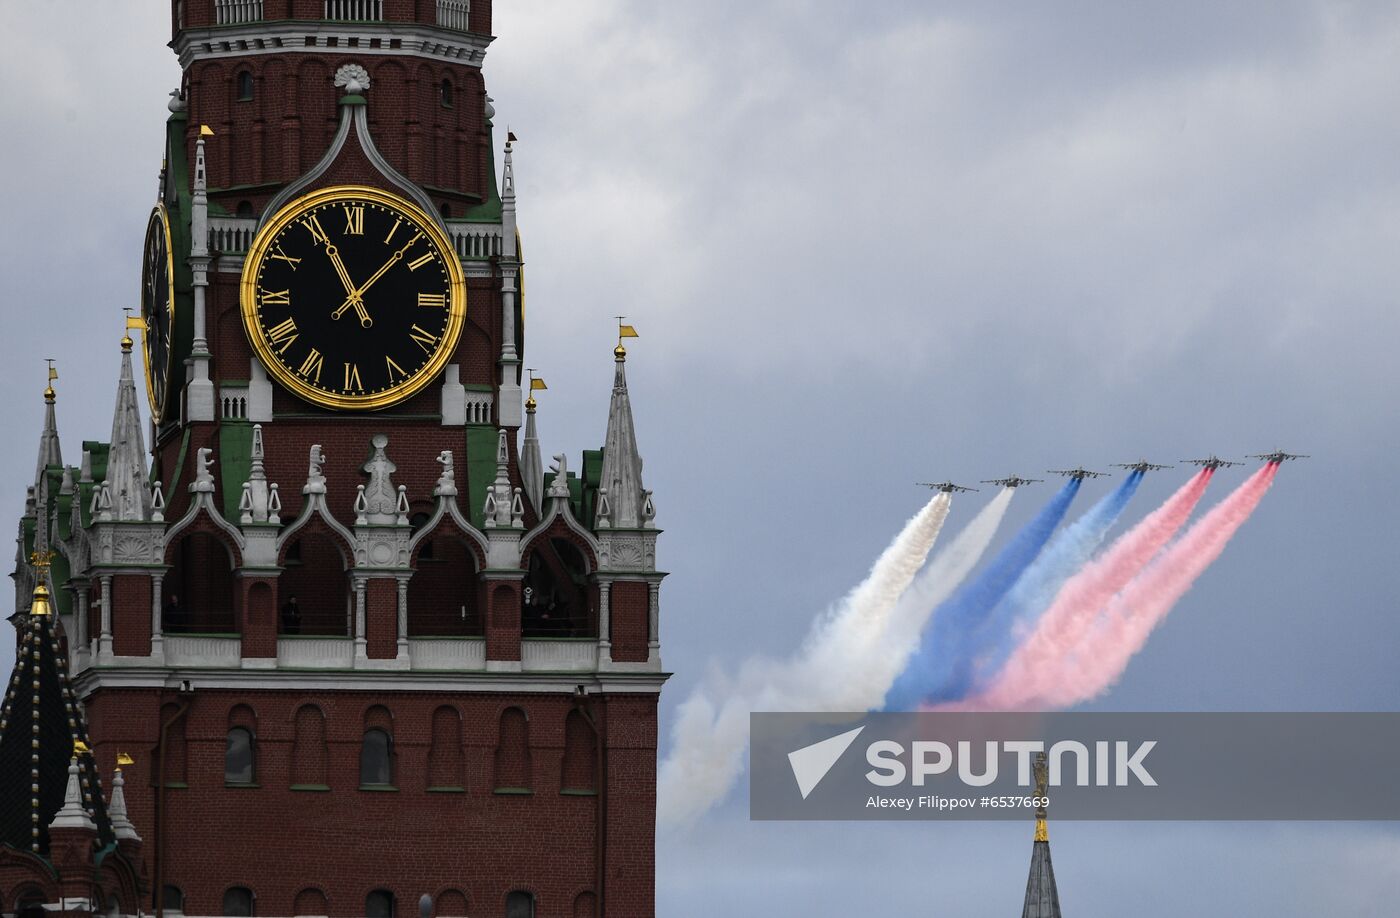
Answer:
top-left (268, 244), bottom-right (301, 270)
top-left (417, 292), bottom-right (447, 309)
top-left (343, 205), bottom-right (365, 235)
top-left (265, 317), bottom-right (298, 354)
top-left (260, 288), bottom-right (291, 308)
top-left (297, 349), bottom-right (324, 383)
top-left (408, 323), bottom-right (439, 355)
top-left (407, 252), bottom-right (435, 271)
top-left (385, 355), bottom-right (407, 382)
top-left (383, 218), bottom-right (402, 245)
top-left (344, 362), bottom-right (363, 393)
top-left (301, 214), bottom-right (330, 245)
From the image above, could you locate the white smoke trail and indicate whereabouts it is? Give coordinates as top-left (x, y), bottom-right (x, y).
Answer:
top-left (657, 494), bottom-right (951, 828)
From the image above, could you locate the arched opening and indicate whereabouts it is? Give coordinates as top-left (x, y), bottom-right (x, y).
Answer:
top-left (365, 889), bottom-right (395, 918)
top-left (572, 892), bottom-right (597, 918)
top-left (225, 726), bottom-right (255, 785)
top-left (522, 537), bottom-right (593, 637)
top-left (492, 706), bottom-right (531, 792)
top-left (14, 886), bottom-right (48, 918)
top-left (361, 705), bottom-right (395, 788)
top-left (165, 531), bottom-right (237, 633)
top-left (439, 78), bottom-right (453, 107)
top-left (280, 532), bottom-right (350, 636)
top-left (434, 889), bottom-right (468, 917)
top-left (409, 533), bottom-right (480, 636)
top-left (561, 709), bottom-right (596, 793)
top-left (439, 202), bottom-right (451, 219)
top-left (236, 200), bottom-right (256, 218)
top-left (222, 886), bottom-right (254, 916)
top-left (505, 891), bottom-right (534, 918)
top-left (237, 70), bottom-right (254, 101)
top-left (292, 887), bottom-right (328, 918)
top-left (162, 886), bottom-right (186, 915)
top-left (291, 704), bottom-right (328, 788)
top-left (427, 705), bottom-right (463, 790)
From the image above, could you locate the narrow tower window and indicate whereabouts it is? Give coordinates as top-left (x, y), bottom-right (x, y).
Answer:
top-left (222, 887), bottom-right (254, 917)
top-left (237, 70), bottom-right (254, 101)
top-left (225, 727), bottom-right (255, 784)
top-left (440, 78), bottom-right (454, 108)
top-left (505, 891), bottom-right (534, 918)
top-left (365, 890), bottom-right (395, 918)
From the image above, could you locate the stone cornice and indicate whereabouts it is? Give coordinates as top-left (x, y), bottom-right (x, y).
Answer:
top-left (173, 21), bottom-right (493, 69)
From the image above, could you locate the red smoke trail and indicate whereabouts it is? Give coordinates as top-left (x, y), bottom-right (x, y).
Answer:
top-left (1035, 463), bottom-right (1279, 708)
top-left (968, 469), bottom-right (1215, 710)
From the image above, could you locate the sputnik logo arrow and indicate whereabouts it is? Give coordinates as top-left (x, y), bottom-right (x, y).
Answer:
top-left (787, 726), bottom-right (865, 799)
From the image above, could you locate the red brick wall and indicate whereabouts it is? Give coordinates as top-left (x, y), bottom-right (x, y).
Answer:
top-left (112, 574), bottom-right (153, 657)
top-left (365, 578), bottom-right (399, 659)
top-left (83, 686), bottom-right (650, 916)
top-left (608, 582), bottom-right (650, 663)
top-left (241, 577), bottom-right (278, 658)
top-left (485, 581), bottom-right (521, 661)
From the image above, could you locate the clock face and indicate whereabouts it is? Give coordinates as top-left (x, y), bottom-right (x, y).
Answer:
top-left (139, 205), bottom-right (176, 421)
top-left (240, 186), bottom-right (466, 410)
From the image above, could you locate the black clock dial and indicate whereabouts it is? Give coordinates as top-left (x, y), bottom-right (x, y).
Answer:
top-left (242, 188), bottom-right (464, 410)
top-left (139, 206), bottom-right (175, 421)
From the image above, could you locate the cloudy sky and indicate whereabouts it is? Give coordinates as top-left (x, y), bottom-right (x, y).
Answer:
top-left (3, 1), bottom-right (1400, 914)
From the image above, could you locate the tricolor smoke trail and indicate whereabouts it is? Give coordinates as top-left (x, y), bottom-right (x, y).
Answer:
top-left (957, 470), bottom-right (1145, 698)
top-left (1035, 463), bottom-right (1278, 707)
top-left (884, 478), bottom-right (1081, 710)
top-left (657, 493), bottom-right (951, 827)
top-left (973, 468), bottom-right (1214, 710)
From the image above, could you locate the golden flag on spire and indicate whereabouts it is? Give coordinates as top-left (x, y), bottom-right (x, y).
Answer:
top-left (200, 124), bottom-right (215, 136)
top-left (46, 361), bottom-right (57, 384)
top-left (530, 377), bottom-right (548, 391)
top-left (126, 315), bottom-right (146, 331)
top-left (618, 324), bottom-right (639, 339)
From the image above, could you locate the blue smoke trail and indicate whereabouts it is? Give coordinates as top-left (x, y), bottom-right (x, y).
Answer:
top-left (884, 478), bottom-right (1082, 710)
top-left (957, 470), bottom-right (1144, 698)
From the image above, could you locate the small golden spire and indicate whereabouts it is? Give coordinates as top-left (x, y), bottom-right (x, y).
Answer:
top-left (73, 739), bottom-right (91, 756)
top-left (121, 308), bottom-right (136, 351)
top-left (44, 359), bottom-right (57, 402)
top-left (526, 369), bottom-right (547, 411)
top-left (1033, 751), bottom-right (1049, 842)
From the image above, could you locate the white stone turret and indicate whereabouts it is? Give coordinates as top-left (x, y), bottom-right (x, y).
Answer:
top-left (48, 759), bottom-right (96, 831)
top-left (497, 136), bottom-right (522, 428)
top-left (187, 132), bottom-right (215, 421)
top-left (105, 337), bottom-right (152, 522)
top-left (596, 347), bottom-right (654, 530)
top-left (483, 430), bottom-right (522, 529)
top-left (34, 379), bottom-right (62, 487)
top-left (520, 393), bottom-right (544, 515)
top-left (107, 768), bottom-right (140, 843)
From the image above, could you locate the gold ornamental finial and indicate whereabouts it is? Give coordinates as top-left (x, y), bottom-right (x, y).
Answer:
top-left (614, 317), bottom-right (639, 359)
top-left (117, 752), bottom-right (136, 766)
top-left (1033, 751), bottom-right (1049, 842)
top-left (121, 308), bottom-right (136, 351)
top-left (526, 370), bottom-right (547, 411)
top-left (29, 550), bottom-right (55, 617)
top-left (73, 739), bottom-right (91, 756)
top-left (44, 359), bottom-right (57, 402)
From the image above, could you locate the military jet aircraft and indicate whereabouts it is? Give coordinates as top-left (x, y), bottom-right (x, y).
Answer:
top-left (1182, 456), bottom-right (1244, 470)
top-left (1048, 466), bottom-right (1110, 480)
top-left (916, 481), bottom-right (979, 494)
top-left (1247, 450), bottom-right (1309, 464)
top-left (980, 475), bottom-right (1043, 488)
top-left (1112, 460), bottom-right (1174, 473)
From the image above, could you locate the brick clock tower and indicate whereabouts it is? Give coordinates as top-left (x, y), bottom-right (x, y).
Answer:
top-left (7, 3), bottom-right (667, 917)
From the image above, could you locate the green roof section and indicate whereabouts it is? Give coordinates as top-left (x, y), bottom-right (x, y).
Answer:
top-left (219, 423), bottom-right (255, 521)
top-left (579, 448), bottom-right (603, 527)
top-left (454, 125), bottom-right (503, 223)
top-left (463, 426), bottom-right (500, 530)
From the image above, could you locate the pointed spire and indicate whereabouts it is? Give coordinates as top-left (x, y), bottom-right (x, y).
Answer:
top-left (49, 759), bottom-right (97, 831)
top-left (105, 334), bottom-right (151, 521)
top-left (483, 430), bottom-right (519, 529)
top-left (596, 341), bottom-right (652, 529)
top-left (242, 424), bottom-right (271, 523)
top-left (520, 372), bottom-right (544, 514)
top-left (108, 768), bottom-right (140, 842)
top-left (34, 361), bottom-right (62, 486)
top-left (1021, 752), bottom-right (1062, 918)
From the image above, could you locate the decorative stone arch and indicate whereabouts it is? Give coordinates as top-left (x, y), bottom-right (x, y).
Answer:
top-left (277, 511), bottom-right (355, 637)
top-left (519, 517), bottom-right (600, 639)
top-left (163, 512), bottom-right (243, 634)
top-left (407, 508), bottom-right (487, 637)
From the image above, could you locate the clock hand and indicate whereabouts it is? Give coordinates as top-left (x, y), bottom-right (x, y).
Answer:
top-left (330, 233), bottom-right (423, 321)
top-left (325, 244), bottom-right (374, 327)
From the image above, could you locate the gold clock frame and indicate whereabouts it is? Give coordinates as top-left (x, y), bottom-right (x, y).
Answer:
top-left (239, 184), bottom-right (467, 411)
top-left (140, 203), bottom-right (177, 423)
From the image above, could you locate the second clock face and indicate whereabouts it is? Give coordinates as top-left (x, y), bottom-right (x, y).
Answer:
top-left (241, 186), bottom-right (465, 410)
